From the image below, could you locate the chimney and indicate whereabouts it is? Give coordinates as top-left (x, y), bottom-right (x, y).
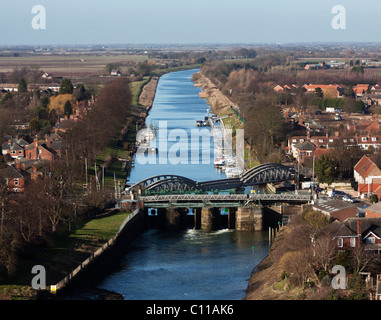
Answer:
top-left (21, 162), bottom-right (26, 171)
top-left (34, 137), bottom-right (38, 148)
top-left (307, 131), bottom-right (311, 138)
top-left (45, 134), bottom-right (51, 148)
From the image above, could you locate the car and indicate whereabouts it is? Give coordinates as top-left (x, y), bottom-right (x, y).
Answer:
top-left (342, 195), bottom-right (354, 203)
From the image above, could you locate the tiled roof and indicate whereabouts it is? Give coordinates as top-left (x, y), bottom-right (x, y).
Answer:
top-left (354, 155), bottom-right (381, 179)
top-left (1, 165), bottom-right (24, 179)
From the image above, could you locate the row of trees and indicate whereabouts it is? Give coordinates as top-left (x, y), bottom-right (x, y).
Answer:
top-left (0, 78), bottom-right (133, 280)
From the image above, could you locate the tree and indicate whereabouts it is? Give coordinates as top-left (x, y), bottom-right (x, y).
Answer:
top-left (59, 78), bottom-right (74, 94)
top-left (18, 78), bottom-right (27, 93)
top-left (314, 155), bottom-right (337, 185)
top-left (29, 118), bottom-right (40, 133)
top-left (315, 87), bottom-right (323, 98)
top-left (312, 231), bottom-right (337, 272)
top-left (74, 83), bottom-right (91, 102)
top-left (64, 101), bottom-right (73, 116)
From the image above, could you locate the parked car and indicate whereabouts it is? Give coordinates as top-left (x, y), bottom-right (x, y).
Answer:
top-left (342, 195), bottom-right (355, 203)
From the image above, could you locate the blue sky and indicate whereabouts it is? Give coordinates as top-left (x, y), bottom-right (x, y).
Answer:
top-left (0, 0), bottom-right (380, 45)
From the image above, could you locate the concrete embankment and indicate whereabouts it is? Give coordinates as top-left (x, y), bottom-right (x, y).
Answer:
top-left (53, 208), bottom-right (145, 298)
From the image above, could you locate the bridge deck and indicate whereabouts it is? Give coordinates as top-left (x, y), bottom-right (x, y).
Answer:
top-left (138, 193), bottom-right (311, 205)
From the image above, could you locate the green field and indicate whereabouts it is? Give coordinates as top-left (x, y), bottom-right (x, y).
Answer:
top-left (0, 54), bottom-right (148, 74)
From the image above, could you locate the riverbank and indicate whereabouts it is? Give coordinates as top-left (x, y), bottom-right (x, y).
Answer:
top-left (192, 71), bottom-right (259, 169)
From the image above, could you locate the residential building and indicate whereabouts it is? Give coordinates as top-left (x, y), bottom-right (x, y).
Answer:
top-left (365, 202), bottom-right (381, 218)
top-left (312, 199), bottom-right (357, 222)
top-left (1, 137), bottom-right (29, 159)
top-left (0, 164), bottom-right (28, 192)
top-left (323, 218), bottom-right (381, 255)
top-left (353, 84), bottom-right (370, 97)
top-left (357, 134), bottom-right (381, 151)
top-left (354, 155), bottom-right (381, 198)
top-left (24, 138), bottom-right (57, 161)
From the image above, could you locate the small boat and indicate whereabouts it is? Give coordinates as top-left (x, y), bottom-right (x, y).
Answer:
top-left (214, 157), bottom-right (225, 167)
top-left (225, 167), bottom-right (243, 178)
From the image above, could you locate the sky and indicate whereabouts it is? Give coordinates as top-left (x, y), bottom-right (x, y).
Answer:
top-left (0, 0), bottom-right (380, 46)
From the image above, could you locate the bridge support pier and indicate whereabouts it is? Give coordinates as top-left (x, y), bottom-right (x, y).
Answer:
top-left (236, 206), bottom-right (263, 231)
top-left (201, 207), bottom-right (219, 232)
top-left (164, 207), bottom-right (187, 231)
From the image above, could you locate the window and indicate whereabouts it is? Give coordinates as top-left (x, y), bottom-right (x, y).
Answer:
top-left (372, 137), bottom-right (377, 142)
top-left (292, 139), bottom-right (297, 143)
top-left (319, 139), bottom-right (323, 143)
top-left (350, 237), bottom-right (356, 247)
top-left (14, 178), bottom-right (19, 186)
top-left (366, 236), bottom-right (375, 244)
top-left (310, 139), bottom-right (315, 143)
top-left (300, 139), bottom-right (304, 142)
top-left (338, 238), bottom-right (343, 247)
top-left (329, 139), bottom-right (333, 142)
top-left (343, 139), bottom-right (347, 143)
top-left (350, 139), bottom-right (354, 142)
top-left (362, 137), bottom-right (367, 142)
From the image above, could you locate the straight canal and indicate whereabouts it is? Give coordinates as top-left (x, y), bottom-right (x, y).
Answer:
top-left (95, 69), bottom-right (269, 300)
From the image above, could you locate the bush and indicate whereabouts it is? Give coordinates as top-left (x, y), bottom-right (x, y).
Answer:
top-left (370, 194), bottom-right (378, 203)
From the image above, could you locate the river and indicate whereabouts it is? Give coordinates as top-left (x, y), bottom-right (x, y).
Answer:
top-left (96, 69), bottom-right (269, 300)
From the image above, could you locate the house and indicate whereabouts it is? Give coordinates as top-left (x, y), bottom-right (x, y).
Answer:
top-left (24, 138), bottom-right (57, 161)
top-left (323, 218), bottom-right (381, 255)
top-left (347, 119), bottom-right (380, 134)
top-left (287, 133), bottom-right (357, 155)
top-left (365, 202), bottom-right (381, 218)
top-left (110, 69), bottom-right (121, 77)
top-left (291, 141), bottom-right (316, 162)
top-left (353, 84), bottom-right (370, 97)
top-left (354, 155), bottom-right (381, 185)
top-left (312, 199), bottom-right (357, 222)
top-left (304, 62), bottom-right (326, 70)
top-left (0, 164), bottom-right (28, 192)
top-left (303, 84), bottom-right (344, 97)
top-left (273, 84), bottom-right (299, 93)
top-left (41, 72), bottom-right (53, 79)
top-left (357, 134), bottom-right (381, 151)
top-left (1, 137), bottom-right (29, 159)
top-left (354, 155), bottom-right (381, 197)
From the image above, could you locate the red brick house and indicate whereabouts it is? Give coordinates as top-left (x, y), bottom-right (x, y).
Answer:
top-left (365, 202), bottom-right (381, 218)
top-left (312, 200), bottom-right (357, 222)
top-left (324, 218), bottom-right (381, 255)
top-left (0, 164), bottom-right (28, 192)
top-left (24, 138), bottom-right (57, 161)
top-left (1, 137), bottom-right (29, 159)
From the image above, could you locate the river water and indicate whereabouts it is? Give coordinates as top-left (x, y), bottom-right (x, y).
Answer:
top-left (96, 69), bottom-right (269, 300)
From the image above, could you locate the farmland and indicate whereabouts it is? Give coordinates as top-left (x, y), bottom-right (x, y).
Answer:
top-left (0, 53), bottom-right (148, 77)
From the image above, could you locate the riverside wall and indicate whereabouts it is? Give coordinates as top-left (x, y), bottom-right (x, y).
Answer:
top-left (52, 208), bottom-right (145, 296)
